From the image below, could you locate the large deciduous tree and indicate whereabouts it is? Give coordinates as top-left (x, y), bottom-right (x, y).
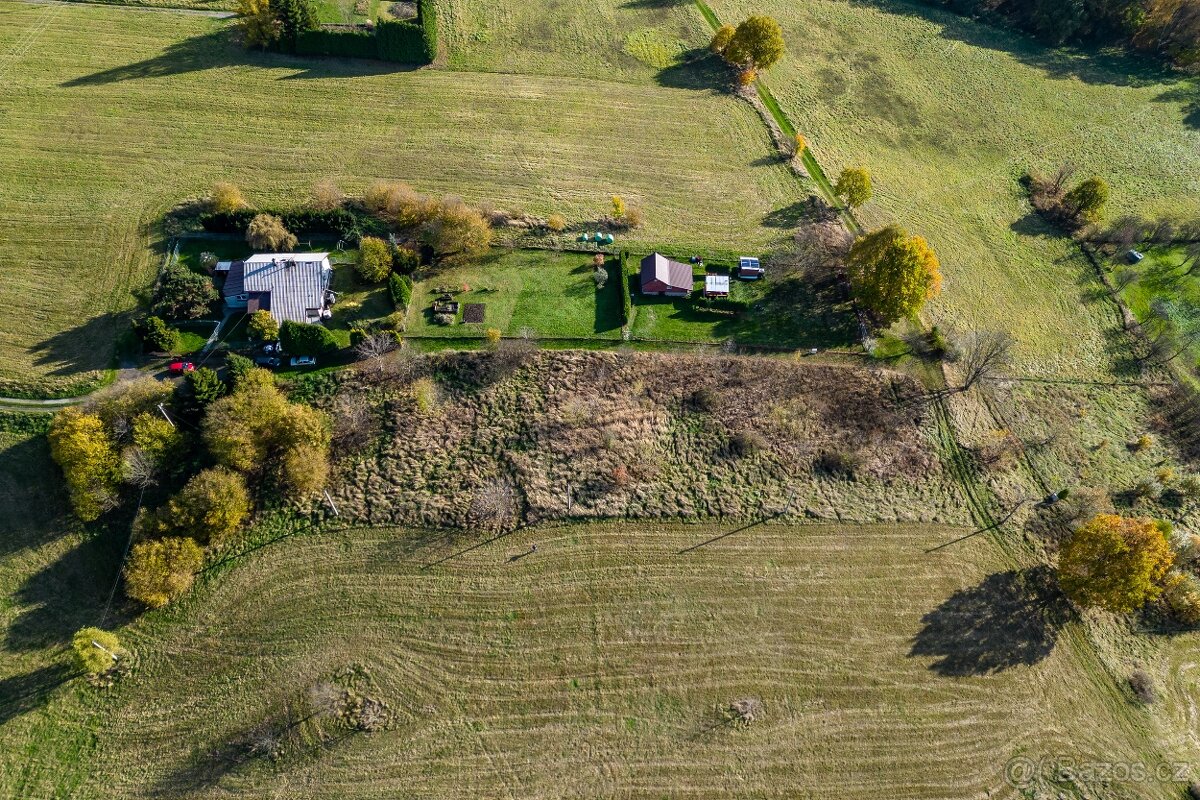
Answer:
top-left (124, 536), bottom-right (205, 608)
top-left (724, 16), bottom-right (785, 72)
top-left (846, 225), bottom-right (942, 324)
top-left (48, 408), bottom-right (121, 522)
top-left (1057, 514), bottom-right (1174, 613)
top-left (834, 167), bottom-right (873, 208)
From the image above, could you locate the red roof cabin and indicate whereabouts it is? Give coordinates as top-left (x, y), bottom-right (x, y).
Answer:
top-left (640, 252), bottom-right (693, 297)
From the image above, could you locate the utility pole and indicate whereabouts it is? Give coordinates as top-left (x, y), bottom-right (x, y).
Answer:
top-left (566, 480), bottom-right (572, 515)
top-left (323, 489), bottom-right (340, 517)
top-left (157, 403), bottom-right (176, 429)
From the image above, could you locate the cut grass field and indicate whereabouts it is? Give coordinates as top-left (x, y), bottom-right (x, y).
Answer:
top-left (405, 250), bottom-right (624, 339)
top-left (706, 0), bottom-right (1200, 377)
top-left (0, 518), bottom-right (1180, 798)
top-left (0, 1), bottom-right (798, 395)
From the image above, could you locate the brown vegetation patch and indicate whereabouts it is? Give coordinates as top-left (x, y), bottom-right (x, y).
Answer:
top-left (320, 351), bottom-right (963, 529)
top-left (462, 303), bottom-right (485, 323)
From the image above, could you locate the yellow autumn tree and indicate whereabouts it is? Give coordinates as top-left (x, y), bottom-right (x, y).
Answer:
top-left (124, 537), bottom-right (204, 608)
top-left (237, 0), bottom-right (278, 47)
top-left (48, 407), bottom-right (121, 522)
top-left (1057, 514), bottom-right (1174, 613)
top-left (846, 225), bottom-right (942, 324)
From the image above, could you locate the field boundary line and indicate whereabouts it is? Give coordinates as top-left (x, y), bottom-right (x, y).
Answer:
top-left (17, 0), bottom-right (234, 16)
top-left (689, 0), bottom-right (862, 235)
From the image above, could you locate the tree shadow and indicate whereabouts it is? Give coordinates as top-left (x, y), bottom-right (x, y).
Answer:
top-left (60, 29), bottom-right (413, 88)
top-left (1009, 210), bottom-right (1056, 239)
top-left (28, 312), bottom-right (129, 377)
top-left (761, 201), bottom-right (809, 228)
top-left (655, 48), bottom-right (731, 92)
top-left (909, 566), bottom-right (1072, 676)
top-left (845, 0), bottom-right (1188, 92)
top-left (0, 434), bottom-right (72, 560)
top-left (1155, 81), bottom-right (1200, 131)
top-left (0, 663), bottom-right (77, 727)
top-left (711, 273), bottom-right (859, 349)
top-left (4, 523), bottom-right (131, 653)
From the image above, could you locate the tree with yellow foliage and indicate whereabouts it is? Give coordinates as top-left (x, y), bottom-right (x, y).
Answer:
top-left (1057, 514), bottom-right (1174, 613)
top-left (237, 0), bottom-right (277, 47)
top-left (48, 408), bottom-right (121, 522)
top-left (846, 225), bottom-right (942, 324)
top-left (124, 537), bottom-right (204, 608)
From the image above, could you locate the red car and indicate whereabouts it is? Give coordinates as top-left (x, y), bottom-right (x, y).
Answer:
top-left (168, 361), bottom-right (195, 374)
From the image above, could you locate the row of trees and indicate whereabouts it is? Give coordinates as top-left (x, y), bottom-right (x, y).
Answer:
top-left (924, 0), bottom-right (1200, 68)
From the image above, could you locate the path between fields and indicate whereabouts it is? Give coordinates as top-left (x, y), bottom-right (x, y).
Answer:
top-left (18, 0), bottom-right (234, 17)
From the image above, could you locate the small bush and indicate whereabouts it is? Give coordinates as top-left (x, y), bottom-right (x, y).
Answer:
top-left (311, 179), bottom-right (343, 211)
top-left (248, 309), bottom-right (279, 342)
top-left (1178, 474), bottom-right (1200, 500)
top-left (593, 266), bottom-right (608, 289)
top-left (1132, 479), bottom-right (1164, 501)
top-left (728, 430), bottom-right (765, 458)
top-left (280, 320), bottom-right (339, 355)
top-left (546, 213), bottom-right (567, 232)
top-left (624, 206), bottom-right (645, 229)
top-left (136, 316), bottom-right (180, 353)
top-left (72, 627), bottom-right (125, 676)
top-left (391, 245), bottom-right (420, 274)
top-left (690, 386), bottom-right (718, 412)
top-left (210, 181), bottom-right (248, 214)
top-left (388, 272), bottom-right (413, 311)
top-left (357, 236), bottom-right (392, 283)
top-left (710, 23), bottom-right (734, 53)
top-left (226, 353), bottom-right (256, 389)
top-left (1132, 433), bottom-right (1154, 452)
top-left (815, 450), bottom-right (860, 480)
top-left (1166, 572), bottom-right (1200, 625)
top-left (433, 312), bottom-right (454, 326)
top-left (485, 327), bottom-right (502, 346)
top-left (1128, 669), bottom-right (1156, 704)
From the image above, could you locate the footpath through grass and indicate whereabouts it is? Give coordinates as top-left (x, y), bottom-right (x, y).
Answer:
top-left (1, 520), bottom-right (1178, 798)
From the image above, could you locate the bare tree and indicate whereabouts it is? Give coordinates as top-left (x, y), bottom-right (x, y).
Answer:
top-left (355, 333), bottom-right (398, 374)
top-left (948, 330), bottom-right (1014, 394)
top-left (122, 447), bottom-right (159, 488)
top-left (792, 217), bottom-right (854, 282)
top-left (331, 393), bottom-right (377, 456)
top-left (468, 478), bottom-right (518, 533)
top-left (488, 336), bottom-right (538, 381)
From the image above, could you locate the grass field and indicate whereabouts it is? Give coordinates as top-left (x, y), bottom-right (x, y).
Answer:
top-left (436, 0), bottom-right (711, 83)
top-left (2, 519), bottom-right (1183, 798)
top-left (707, 0), bottom-right (1200, 377)
top-left (405, 250), bottom-right (624, 339)
top-left (0, 1), bottom-right (798, 395)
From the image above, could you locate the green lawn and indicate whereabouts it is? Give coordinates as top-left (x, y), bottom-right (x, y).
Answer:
top-left (628, 264), bottom-right (858, 349)
top-left (707, 0), bottom-right (1200, 378)
top-left (0, 1), bottom-right (799, 395)
top-left (405, 249), bottom-right (624, 339)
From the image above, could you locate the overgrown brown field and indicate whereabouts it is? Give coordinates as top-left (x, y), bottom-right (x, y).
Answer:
top-left (319, 350), bottom-right (971, 528)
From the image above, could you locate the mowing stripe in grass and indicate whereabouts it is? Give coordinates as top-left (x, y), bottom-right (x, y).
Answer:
top-left (690, 0), bottom-right (860, 234)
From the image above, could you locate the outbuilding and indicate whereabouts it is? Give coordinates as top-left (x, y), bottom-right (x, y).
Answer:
top-left (738, 256), bottom-right (764, 280)
top-left (704, 274), bottom-right (730, 298)
top-left (640, 252), bottom-right (693, 296)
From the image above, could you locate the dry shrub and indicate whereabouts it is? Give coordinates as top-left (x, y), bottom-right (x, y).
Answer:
top-left (1128, 669), bottom-right (1157, 704)
top-left (726, 697), bottom-right (763, 726)
top-left (311, 179), bottom-right (343, 211)
top-left (468, 478), bottom-right (519, 533)
top-left (331, 393), bottom-right (378, 456)
top-left (975, 429), bottom-right (1021, 471)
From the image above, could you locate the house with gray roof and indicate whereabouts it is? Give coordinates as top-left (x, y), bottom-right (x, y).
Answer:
top-left (223, 253), bottom-right (334, 325)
